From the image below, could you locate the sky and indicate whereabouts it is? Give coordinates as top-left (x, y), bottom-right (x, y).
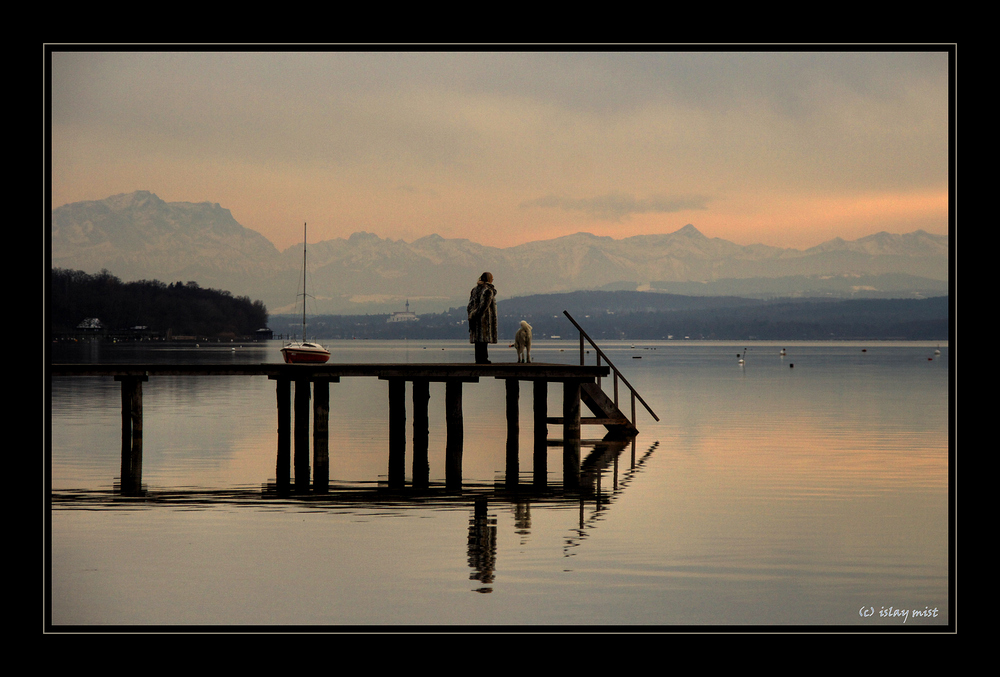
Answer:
top-left (48, 48), bottom-right (952, 252)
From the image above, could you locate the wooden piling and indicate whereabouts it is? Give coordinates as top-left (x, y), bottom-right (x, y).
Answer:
top-left (275, 378), bottom-right (291, 494)
top-left (563, 380), bottom-right (581, 489)
top-left (294, 378), bottom-right (311, 492)
top-left (412, 379), bottom-right (430, 489)
top-left (388, 378), bottom-right (406, 489)
top-left (533, 379), bottom-right (548, 487)
top-left (505, 379), bottom-right (519, 488)
top-left (445, 379), bottom-right (463, 490)
top-left (115, 375), bottom-right (146, 495)
top-left (313, 379), bottom-right (330, 493)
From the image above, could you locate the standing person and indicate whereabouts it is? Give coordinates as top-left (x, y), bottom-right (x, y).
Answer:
top-left (468, 272), bottom-right (498, 363)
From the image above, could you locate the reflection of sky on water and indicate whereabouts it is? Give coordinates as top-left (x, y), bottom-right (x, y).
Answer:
top-left (48, 340), bottom-right (950, 626)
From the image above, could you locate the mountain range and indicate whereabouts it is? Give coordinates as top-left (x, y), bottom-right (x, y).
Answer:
top-left (50, 191), bottom-right (950, 315)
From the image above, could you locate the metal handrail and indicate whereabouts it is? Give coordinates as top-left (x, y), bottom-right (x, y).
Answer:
top-left (563, 311), bottom-right (660, 423)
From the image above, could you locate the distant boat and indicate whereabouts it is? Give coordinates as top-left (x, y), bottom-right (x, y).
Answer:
top-left (281, 222), bottom-right (330, 365)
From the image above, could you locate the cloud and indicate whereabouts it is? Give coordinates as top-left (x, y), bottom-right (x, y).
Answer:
top-left (519, 192), bottom-right (710, 221)
top-left (49, 49), bottom-right (950, 249)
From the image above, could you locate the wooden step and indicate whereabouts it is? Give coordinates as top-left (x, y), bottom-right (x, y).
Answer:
top-left (578, 381), bottom-right (636, 432)
top-left (580, 381), bottom-right (627, 418)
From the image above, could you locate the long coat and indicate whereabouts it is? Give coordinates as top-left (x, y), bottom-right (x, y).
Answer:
top-left (467, 281), bottom-right (498, 344)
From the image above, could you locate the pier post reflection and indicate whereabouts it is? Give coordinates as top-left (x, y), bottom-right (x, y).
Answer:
top-left (468, 497), bottom-right (497, 593)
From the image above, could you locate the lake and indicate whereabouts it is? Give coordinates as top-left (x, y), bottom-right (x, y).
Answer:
top-left (47, 338), bottom-right (952, 629)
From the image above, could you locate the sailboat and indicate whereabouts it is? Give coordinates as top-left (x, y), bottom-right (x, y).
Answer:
top-left (280, 222), bottom-right (331, 364)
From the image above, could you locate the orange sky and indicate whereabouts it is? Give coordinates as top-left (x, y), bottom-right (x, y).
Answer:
top-left (49, 49), bottom-right (952, 252)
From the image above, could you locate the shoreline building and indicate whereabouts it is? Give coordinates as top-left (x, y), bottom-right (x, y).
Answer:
top-left (387, 300), bottom-right (419, 323)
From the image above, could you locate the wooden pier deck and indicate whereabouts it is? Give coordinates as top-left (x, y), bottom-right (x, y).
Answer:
top-left (50, 361), bottom-right (648, 495)
top-left (51, 362), bottom-right (608, 380)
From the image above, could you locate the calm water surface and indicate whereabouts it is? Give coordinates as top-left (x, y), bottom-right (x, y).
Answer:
top-left (48, 339), bottom-right (952, 628)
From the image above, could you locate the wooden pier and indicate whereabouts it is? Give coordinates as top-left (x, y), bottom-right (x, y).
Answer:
top-left (50, 361), bottom-right (643, 494)
top-left (51, 313), bottom-right (660, 496)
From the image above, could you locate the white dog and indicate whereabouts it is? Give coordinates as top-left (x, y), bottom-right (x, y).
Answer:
top-left (511, 320), bottom-right (532, 363)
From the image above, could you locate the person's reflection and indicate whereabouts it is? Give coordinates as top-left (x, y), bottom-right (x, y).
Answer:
top-left (467, 497), bottom-right (497, 593)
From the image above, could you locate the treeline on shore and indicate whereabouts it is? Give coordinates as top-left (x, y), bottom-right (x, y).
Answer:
top-left (273, 292), bottom-right (950, 341)
top-left (49, 268), bottom-right (269, 339)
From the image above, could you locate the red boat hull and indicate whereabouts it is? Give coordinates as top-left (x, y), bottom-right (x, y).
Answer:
top-left (280, 343), bottom-right (330, 364)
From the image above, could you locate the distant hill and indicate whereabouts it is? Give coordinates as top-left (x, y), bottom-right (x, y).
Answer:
top-left (52, 191), bottom-right (950, 315)
top-left (271, 291), bottom-right (950, 341)
top-left (51, 191), bottom-right (285, 308)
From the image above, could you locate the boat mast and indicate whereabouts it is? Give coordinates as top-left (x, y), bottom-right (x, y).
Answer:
top-left (302, 222), bottom-right (307, 341)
